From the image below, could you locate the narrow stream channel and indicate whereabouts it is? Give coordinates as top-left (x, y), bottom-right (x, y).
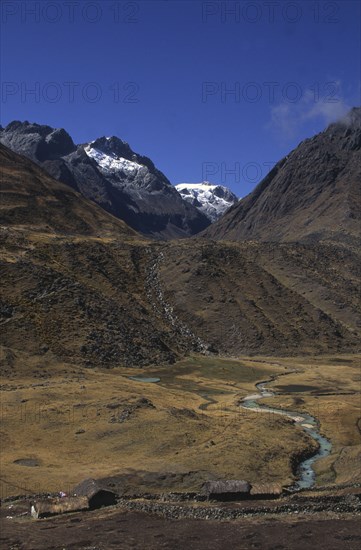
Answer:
top-left (128, 371), bottom-right (332, 490)
top-left (241, 377), bottom-right (332, 490)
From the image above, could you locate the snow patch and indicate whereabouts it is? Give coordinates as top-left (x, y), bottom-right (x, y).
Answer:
top-left (84, 145), bottom-right (146, 177)
top-left (175, 181), bottom-right (238, 222)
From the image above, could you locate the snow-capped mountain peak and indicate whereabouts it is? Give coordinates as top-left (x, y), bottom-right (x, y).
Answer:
top-left (175, 181), bottom-right (239, 222)
top-left (0, 121), bottom-right (212, 238)
top-left (84, 144), bottom-right (146, 177)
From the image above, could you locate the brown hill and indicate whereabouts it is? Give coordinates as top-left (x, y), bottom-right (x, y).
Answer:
top-left (158, 240), bottom-right (361, 356)
top-left (0, 144), bottom-right (203, 369)
top-left (204, 107), bottom-right (361, 244)
top-left (1, 143), bottom-right (360, 375)
top-left (0, 143), bottom-right (135, 237)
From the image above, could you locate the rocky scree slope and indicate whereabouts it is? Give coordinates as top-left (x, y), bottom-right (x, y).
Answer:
top-left (0, 145), bottom-right (208, 372)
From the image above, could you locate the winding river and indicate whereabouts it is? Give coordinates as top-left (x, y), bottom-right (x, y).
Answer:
top-left (241, 376), bottom-right (332, 490)
top-left (128, 370), bottom-right (332, 490)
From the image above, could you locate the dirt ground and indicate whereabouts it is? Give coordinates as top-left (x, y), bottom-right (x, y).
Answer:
top-left (1, 506), bottom-right (360, 550)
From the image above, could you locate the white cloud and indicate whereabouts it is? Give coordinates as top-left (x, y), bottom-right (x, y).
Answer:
top-left (268, 83), bottom-right (351, 141)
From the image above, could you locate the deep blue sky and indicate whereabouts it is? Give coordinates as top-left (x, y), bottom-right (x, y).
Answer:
top-left (1, 0), bottom-right (360, 196)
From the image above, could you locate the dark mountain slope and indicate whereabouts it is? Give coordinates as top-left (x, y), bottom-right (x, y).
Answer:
top-left (0, 122), bottom-right (210, 240)
top-left (158, 240), bottom-right (361, 356)
top-left (0, 143), bottom-right (135, 237)
top-left (1, 133), bottom-right (360, 375)
top-left (0, 144), bottom-right (205, 369)
top-left (204, 107), bottom-right (361, 244)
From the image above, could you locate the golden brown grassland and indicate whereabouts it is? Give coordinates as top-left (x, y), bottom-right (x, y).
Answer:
top-left (0, 353), bottom-right (359, 498)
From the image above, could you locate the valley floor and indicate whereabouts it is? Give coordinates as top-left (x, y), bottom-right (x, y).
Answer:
top-left (1, 354), bottom-right (360, 497)
top-left (0, 353), bottom-right (360, 548)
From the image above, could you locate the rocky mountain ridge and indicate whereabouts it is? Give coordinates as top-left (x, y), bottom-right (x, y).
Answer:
top-left (175, 182), bottom-right (238, 222)
top-left (1, 142), bottom-right (360, 373)
top-left (1, 109), bottom-right (361, 371)
top-left (0, 122), bottom-right (211, 240)
top-left (203, 107), bottom-right (361, 245)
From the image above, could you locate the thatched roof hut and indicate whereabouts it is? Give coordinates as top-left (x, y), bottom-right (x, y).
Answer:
top-left (73, 478), bottom-right (117, 509)
top-left (31, 496), bottom-right (89, 519)
top-left (201, 480), bottom-right (251, 501)
top-left (250, 483), bottom-right (283, 498)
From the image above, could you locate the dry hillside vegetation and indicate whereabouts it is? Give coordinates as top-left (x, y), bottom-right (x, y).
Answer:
top-left (1, 144), bottom-right (361, 372)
